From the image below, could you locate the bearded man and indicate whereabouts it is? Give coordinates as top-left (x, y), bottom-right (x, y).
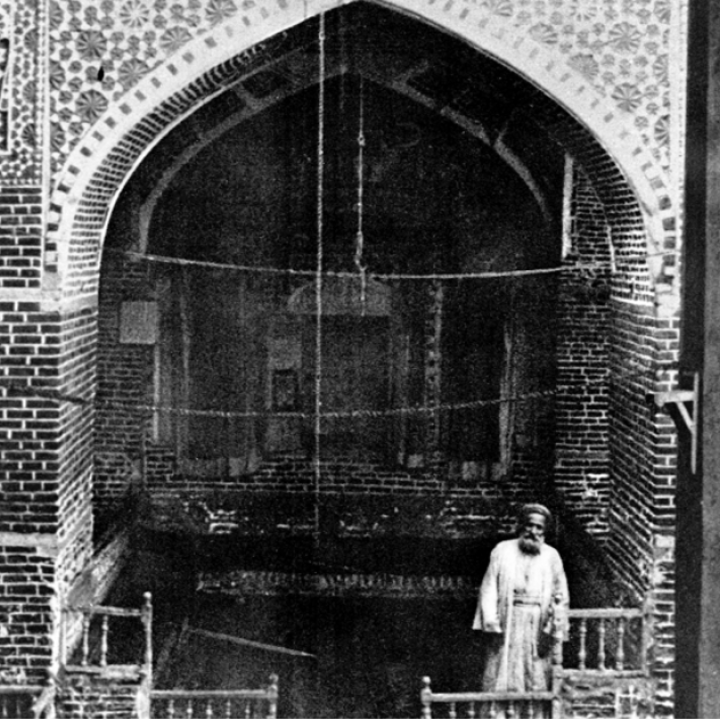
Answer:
top-left (472, 504), bottom-right (569, 695)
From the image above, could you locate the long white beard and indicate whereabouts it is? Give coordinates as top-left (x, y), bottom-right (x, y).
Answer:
top-left (519, 536), bottom-right (542, 555)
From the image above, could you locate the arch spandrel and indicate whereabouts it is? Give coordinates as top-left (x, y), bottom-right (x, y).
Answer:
top-left (47, 0), bottom-right (676, 308)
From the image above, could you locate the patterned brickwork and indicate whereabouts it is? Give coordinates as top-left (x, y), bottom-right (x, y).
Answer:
top-left (43, 0), bottom-right (680, 301)
top-left (0, 0), bottom-right (45, 184)
top-left (0, 0), bottom-right (685, 710)
top-left (45, 0), bottom-right (674, 174)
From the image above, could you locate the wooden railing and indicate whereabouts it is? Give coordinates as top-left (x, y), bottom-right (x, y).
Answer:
top-left (565, 602), bottom-right (651, 675)
top-left (421, 679), bottom-right (556, 719)
top-left (421, 599), bottom-right (651, 718)
top-left (150, 675), bottom-right (279, 719)
top-left (63, 592), bottom-right (153, 674)
top-left (0, 684), bottom-right (56, 719)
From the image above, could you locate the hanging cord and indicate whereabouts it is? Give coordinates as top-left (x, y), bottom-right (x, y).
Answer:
top-left (108, 248), bottom-right (612, 281)
top-left (354, 77), bottom-right (367, 311)
top-left (97, 387), bottom-right (559, 421)
top-left (313, 12), bottom-right (326, 545)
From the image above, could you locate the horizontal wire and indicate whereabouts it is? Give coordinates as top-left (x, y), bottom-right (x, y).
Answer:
top-left (0, 361), bottom-right (674, 410)
top-left (108, 248), bottom-right (611, 281)
top-left (96, 388), bottom-right (558, 421)
top-left (0, 363), bottom-right (676, 409)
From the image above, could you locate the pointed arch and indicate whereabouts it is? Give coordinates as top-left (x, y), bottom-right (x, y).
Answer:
top-left (46, 0), bottom-right (675, 306)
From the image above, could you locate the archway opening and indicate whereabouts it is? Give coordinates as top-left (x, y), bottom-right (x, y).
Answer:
top-left (84, 2), bottom-right (663, 715)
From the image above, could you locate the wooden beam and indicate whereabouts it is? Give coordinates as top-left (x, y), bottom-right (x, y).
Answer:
top-left (184, 625), bottom-right (316, 658)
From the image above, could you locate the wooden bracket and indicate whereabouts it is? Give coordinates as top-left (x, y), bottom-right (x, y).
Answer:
top-left (654, 371), bottom-right (699, 473)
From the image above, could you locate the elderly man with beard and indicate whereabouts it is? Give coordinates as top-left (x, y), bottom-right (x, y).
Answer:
top-left (472, 504), bottom-right (569, 701)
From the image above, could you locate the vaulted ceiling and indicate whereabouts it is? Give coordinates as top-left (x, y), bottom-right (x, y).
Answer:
top-left (108, 2), bottom-right (572, 273)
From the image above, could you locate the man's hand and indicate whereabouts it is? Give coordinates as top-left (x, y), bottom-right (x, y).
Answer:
top-left (484, 621), bottom-right (503, 634)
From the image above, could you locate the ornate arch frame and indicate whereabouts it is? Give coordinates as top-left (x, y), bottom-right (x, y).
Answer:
top-left (45, 0), bottom-right (676, 309)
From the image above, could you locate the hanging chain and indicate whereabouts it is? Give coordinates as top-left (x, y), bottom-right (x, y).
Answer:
top-left (354, 76), bottom-right (367, 310)
top-left (313, 12), bottom-right (326, 543)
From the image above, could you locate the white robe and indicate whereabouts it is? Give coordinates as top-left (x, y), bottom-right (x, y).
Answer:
top-left (473, 538), bottom-right (569, 692)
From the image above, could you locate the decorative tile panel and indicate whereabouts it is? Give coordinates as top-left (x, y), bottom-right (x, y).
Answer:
top-left (0, 0), bottom-right (43, 183)
top-left (45, 0), bottom-right (674, 182)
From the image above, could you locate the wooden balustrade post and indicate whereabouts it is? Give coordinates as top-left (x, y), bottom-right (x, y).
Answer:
top-left (598, 618), bottom-right (606, 671)
top-left (100, 615), bottom-right (109, 667)
top-left (421, 677), bottom-right (433, 719)
top-left (551, 594), bottom-right (565, 720)
top-left (267, 674), bottom-right (279, 719)
top-left (81, 612), bottom-right (90, 666)
top-left (137, 592), bottom-right (153, 720)
top-left (578, 619), bottom-right (587, 670)
top-left (143, 592), bottom-right (153, 674)
top-left (616, 617), bottom-right (626, 671)
top-left (551, 594), bottom-right (564, 669)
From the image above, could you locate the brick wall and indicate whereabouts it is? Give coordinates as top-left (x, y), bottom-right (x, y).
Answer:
top-left (608, 245), bottom-right (678, 717)
top-left (0, 187), bottom-right (43, 290)
top-left (0, 299), bottom-right (101, 684)
top-left (1, 298), bottom-right (61, 683)
top-left (555, 171), bottom-right (612, 538)
top-left (94, 255), bottom-right (155, 510)
top-left (0, 5), bottom-right (682, 717)
top-left (56, 671), bottom-right (146, 719)
top-left (0, 544), bottom-right (54, 684)
top-left (559, 674), bottom-right (656, 719)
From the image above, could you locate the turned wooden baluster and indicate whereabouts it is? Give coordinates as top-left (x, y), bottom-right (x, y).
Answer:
top-left (467, 700), bottom-right (476, 718)
top-left (616, 617), bottom-right (626, 671)
top-left (143, 592), bottom-right (153, 676)
top-left (552, 593), bottom-right (565, 668)
top-left (224, 698), bottom-right (232, 719)
top-left (578, 618), bottom-right (587, 670)
top-left (421, 677), bottom-right (432, 719)
top-left (488, 701), bottom-right (497, 719)
top-left (185, 698), bottom-right (193, 718)
top-left (506, 700), bottom-right (516, 718)
top-left (205, 698), bottom-right (213, 718)
top-left (81, 611), bottom-right (91, 666)
top-left (268, 674), bottom-right (279, 719)
top-left (598, 618), bottom-right (606, 671)
top-left (449, 701), bottom-right (457, 719)
top-left (167, 699), bottom-right (175, 719)
top-left (100, 614), bottom-right (109, 667)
